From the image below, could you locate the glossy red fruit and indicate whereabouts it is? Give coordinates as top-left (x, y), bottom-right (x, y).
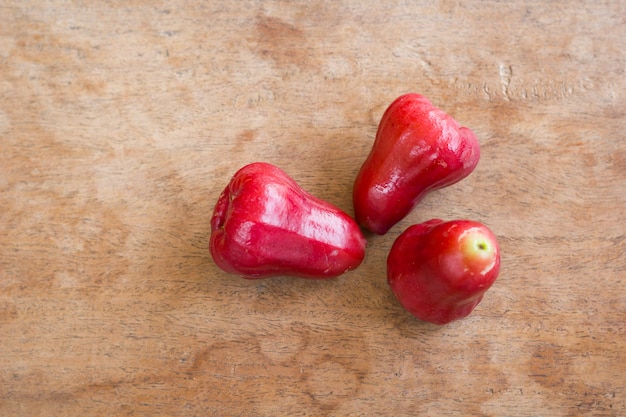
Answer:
top-left (353, 93), bottom-right (481, 235)
top-left (387, 219), bottom-right (501, 325)
top-left (210, 162), bottom-right (366, 279)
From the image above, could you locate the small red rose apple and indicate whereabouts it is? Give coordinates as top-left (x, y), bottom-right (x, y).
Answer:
top-left (353, 93), bottom-right (480, 235)
top-left (387, 219), bottom-right (501, 325)
top-left (210, 162), bottom-right (366, 279)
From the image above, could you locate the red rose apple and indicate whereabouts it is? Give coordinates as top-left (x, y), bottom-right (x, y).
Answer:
top-left (387, 219), bottom-right (501, 324)
top-left (354, 93), bottom-right (480, 235)
top-left (210, 162), bottom-right (367, 279)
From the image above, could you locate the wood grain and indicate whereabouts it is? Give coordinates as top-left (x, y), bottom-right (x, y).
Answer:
top-left (1, 1), bottom-right (624, 416)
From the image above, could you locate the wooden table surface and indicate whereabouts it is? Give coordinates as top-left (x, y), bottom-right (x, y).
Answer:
top-left (1, 1), bottom-right (624, 416)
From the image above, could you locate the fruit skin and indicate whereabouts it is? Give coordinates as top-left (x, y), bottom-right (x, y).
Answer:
top-left (353, 93), bottom-right (481, 235)
top-left (210, 162), bottom-right (367, 279)
top-left (387, 219), bottom-right (500, 325)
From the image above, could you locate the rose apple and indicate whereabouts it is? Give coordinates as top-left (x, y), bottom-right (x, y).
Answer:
top-left (387, 219), bottom-right (500, 324)
top-left (210, 162), bottom-right (367, 279)
top-left (353, 93), bottom-right (480, 235)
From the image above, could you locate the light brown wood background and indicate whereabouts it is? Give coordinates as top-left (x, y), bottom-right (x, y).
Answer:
top-left (1, 1), bottom-right (624, 416)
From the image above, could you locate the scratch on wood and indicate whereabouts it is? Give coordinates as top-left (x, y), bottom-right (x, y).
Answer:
top-left (499, 63), bottom-right (513, 101)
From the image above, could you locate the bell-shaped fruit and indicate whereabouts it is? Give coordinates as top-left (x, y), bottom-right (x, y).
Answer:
top-left (387, 219), bottom-right (501, 325)
top-left (210, 162), bottom-right (367, 279)
top-left (353, 93), bottom-right (480, 235)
